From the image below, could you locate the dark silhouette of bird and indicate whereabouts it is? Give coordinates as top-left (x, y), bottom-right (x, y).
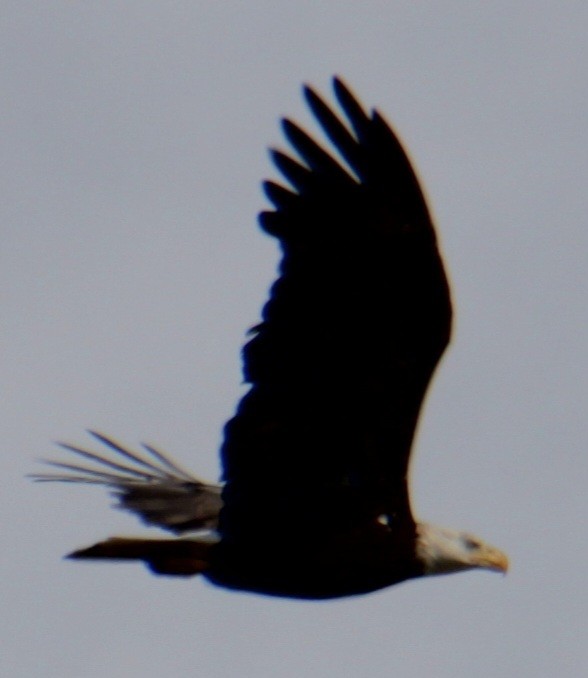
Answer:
top-left (32, 78), bottom-right (508, 599)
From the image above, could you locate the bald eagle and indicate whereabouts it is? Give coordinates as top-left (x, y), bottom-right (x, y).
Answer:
top-left (33, 78), bottom-right (508, 599)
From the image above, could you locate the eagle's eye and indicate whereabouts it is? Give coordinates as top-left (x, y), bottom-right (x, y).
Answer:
top-left (462, 537), bottom-right (480, 551)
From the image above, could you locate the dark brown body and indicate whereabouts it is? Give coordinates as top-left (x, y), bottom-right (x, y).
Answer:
top-left (206, 523), bottom-right (423, 599)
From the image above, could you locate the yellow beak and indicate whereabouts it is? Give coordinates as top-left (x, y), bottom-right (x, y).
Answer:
top-left (477, 545), bottom-right (509, 574)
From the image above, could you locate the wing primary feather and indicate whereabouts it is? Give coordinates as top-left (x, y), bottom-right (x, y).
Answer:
top-left (302, 84), bottom-right (364, 180)
top-left (270, 150), bottom-right (312, 192)
top-left (263, 180), bottom-right (299, 211)
top-left (55, 442), bottom-right (160, 479)
top-left (32, 432), bottom-right (223, 533)
top-left (281, 119), bottom-right (351, 182)
top-left (31, 474), bottom-right (123, 484)
top-left (332, 77), bottom-right (373, 142)
top-left (33, 434), bottom-right (199, 485)
top-left (258, 210), bottom-right (286, 237)
top-left (86, 430), bottom-right (175, 474)
top-left (31, 461), bottom-right (149, 483)
top-left (139, 442), bottom-right (196, 482)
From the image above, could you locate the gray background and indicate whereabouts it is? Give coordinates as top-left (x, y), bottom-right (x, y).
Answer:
top-left (3, 2), bottom-right (587, 676)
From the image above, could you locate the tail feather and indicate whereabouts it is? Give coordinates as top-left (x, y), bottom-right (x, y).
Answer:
top-left (68, 537), bottom-right (215, 577)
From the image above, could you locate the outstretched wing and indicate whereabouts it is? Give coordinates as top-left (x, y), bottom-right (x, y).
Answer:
top-left (220, 78), bottom-right (452, 545)
top-left (31, 431), bottom-right (222, 533)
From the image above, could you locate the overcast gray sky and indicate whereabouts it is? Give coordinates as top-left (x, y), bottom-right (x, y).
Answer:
top-left (3, 2), bottom-right (587, 677)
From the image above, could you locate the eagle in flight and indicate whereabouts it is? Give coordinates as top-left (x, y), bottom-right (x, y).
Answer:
top-left (34, 78), bottom-right (508, 599)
